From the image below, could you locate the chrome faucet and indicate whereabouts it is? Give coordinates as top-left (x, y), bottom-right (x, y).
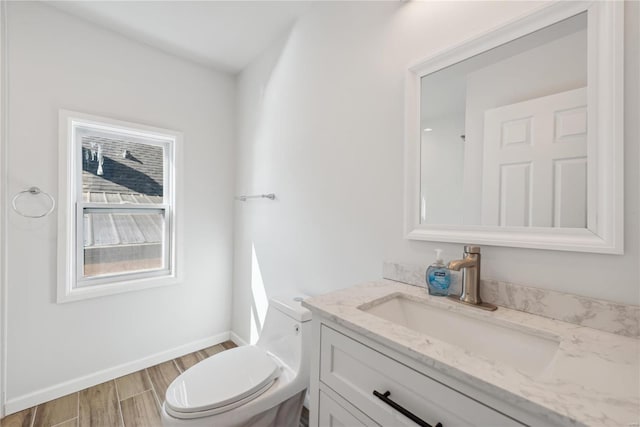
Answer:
top-left (447, 245), bottom-right (497, 311)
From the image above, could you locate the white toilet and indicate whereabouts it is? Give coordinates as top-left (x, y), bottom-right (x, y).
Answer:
top-left (161, 295), bottom-right (312, 427)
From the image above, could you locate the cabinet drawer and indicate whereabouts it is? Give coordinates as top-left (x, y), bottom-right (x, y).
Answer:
top-left (319, 390), bottom-right (378, 427)
top-left (320, 325), bottom-right (522, 427)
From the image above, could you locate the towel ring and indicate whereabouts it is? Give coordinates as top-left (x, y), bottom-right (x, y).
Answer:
top-left (11, 187), bottom-right (56, 218)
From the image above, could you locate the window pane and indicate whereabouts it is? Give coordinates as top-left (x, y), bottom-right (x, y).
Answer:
top-left (83, 211), bottom-right (166, 279)
top-left (81, 134), bottom-right (164, 204)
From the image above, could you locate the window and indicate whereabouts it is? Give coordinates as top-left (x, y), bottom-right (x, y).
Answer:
top-left (58, 111), bottom-right (182, 302)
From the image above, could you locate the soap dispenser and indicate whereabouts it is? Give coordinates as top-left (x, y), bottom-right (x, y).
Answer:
top-left (426, 249), bottom-right (451, 296)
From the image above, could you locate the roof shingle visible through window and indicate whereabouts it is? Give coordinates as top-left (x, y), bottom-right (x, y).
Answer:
top-left (82, 135), bottom-right (164, 196)
top-left (81, 135), bottom-right (165, 249)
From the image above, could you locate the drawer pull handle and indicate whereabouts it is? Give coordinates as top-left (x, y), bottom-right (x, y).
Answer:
top-left (373, 390), bottom-right (443, 427)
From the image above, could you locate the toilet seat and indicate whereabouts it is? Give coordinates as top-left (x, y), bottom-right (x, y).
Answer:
top-left (165, 346), bottom-right (281, 419)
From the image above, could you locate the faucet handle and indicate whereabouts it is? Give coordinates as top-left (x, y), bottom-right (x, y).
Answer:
top-left (464, 245), bottom-right (481, 254)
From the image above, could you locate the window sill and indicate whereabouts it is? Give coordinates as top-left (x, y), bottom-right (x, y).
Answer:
top-left (57, 273), bottom-right (180, 303)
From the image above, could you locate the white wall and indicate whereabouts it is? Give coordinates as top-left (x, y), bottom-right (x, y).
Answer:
top-left (4, 2), bottom-right (235, 411)
top-left (0, 0), bottom-right (6, 418)
top-left (232, 1), bottom-right (640, 342)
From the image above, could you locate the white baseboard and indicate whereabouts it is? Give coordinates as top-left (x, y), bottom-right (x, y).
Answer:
top-left (229, 331), bottom-right (248, 347)
top-left (4, 331), bottom-right (230, 415)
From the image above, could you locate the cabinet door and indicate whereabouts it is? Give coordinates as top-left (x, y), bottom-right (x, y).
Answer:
top-left (319, 390), bottom-right (377, 427)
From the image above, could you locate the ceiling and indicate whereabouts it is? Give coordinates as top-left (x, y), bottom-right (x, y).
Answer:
top-left (49, 1), bottom-right (312, 73)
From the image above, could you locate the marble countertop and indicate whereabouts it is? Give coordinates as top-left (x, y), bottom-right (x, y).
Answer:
top-left (302, 280), bottom-right (640, 427)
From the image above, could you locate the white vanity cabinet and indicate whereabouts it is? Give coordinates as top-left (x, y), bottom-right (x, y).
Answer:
top-left (305, 282), bottom-right (640, 426)
top-left (309, 319), bottom-right (526, 427)
top-left (318, 390), bottom-right (375, 427)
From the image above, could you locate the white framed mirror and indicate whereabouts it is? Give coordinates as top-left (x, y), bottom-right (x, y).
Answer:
top-left (404, 1), bottom-right (623, 254)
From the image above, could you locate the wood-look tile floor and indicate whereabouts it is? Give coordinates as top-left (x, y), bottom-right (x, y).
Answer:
top-left (1, 341), bottom-right (309, 427)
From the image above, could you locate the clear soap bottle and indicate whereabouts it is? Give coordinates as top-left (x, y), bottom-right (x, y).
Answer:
top-left (426, 249), bottom-right (451, 296)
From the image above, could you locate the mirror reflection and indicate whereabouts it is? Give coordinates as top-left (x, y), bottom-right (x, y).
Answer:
top-left (420, 12), bottom-right (588, 228)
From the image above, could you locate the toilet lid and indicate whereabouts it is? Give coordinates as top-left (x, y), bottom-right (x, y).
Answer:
top-left (165, 346), bottom-right (281, 414)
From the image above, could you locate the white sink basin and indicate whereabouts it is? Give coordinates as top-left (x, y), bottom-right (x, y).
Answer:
top-left (360, 294), bottom-right (560, 377)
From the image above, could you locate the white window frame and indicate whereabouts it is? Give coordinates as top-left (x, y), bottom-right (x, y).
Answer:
top-left (58, 110), bottom-right (183, 303)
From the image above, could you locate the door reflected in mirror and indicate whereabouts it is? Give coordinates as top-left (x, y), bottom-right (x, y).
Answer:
top-left (420, 12), bottom-right (588, 228)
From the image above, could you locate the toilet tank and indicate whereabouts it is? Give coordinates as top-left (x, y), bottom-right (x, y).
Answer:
top-left (256, 295), bottom-right (312, 375)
